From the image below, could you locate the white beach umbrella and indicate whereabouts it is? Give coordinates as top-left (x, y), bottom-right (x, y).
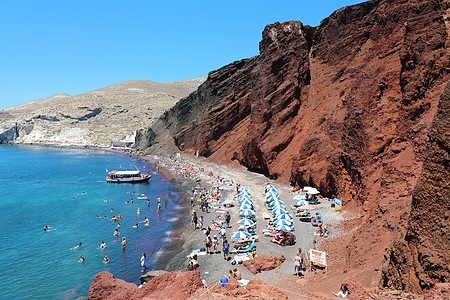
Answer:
top-left (270, 199), bottom-right (284, 206)
top-left (275, 224), bottom-right (292, 232)
top-left (273, 219), bottom-right (292, 226)
top-left (237, 218), bottom-right (255, 227)
top-left (239, 203), bottom-right (253, 210)
top-left (295, 200), bottom-right (308, 206)
top-left (232, 231), bottom-right (251, 239)
top-left (266, 194), bottom-right (280, 202)
top-left (239, 186), bottom-right (250, 192)
top-left (266, 186), bottom-right (279, 193)
top-left (272, 207), bottom-right (288, 215)
top-left (265, 190), bottom-right (279, 198)
top-left (239, 199), bottom-right (253, 205)
top-left (274, 213), bottom-right (293, 221)
top-left (239, 193), bottom-right (252, 200)
top-left (240, 209), bottom-right (255, 216)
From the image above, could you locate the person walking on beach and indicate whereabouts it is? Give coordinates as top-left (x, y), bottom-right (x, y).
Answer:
top-left (199, 216), bottom-right (204, 229)
top-left (222, 239), bottom-right (230, 261)
top-left (220, 226), bottom-right (226, 241)
top-left (213, 235), bottom-right (219, 254)
top-left (205, 235), bottom-right (212, 255)
top-left (225, 211), bottom-right (231, 227)
top-left (140, 253), bottom-right (147, 273)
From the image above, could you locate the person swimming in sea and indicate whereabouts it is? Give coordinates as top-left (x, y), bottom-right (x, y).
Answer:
top-left (137, 208), bottom-right (140, 215)
top-left (103, 255), bottom-right (110, 263)
top-left (78, 255), bottom-right (85, 263)
top-left (157, 202), bottom-right (162, 211)
top-left (100, 241), bottom-right (106, 249)
top-left (113, 228), bottom-right (120, 237)
top-left (133, 223), bottom-right (139, 228)
top-left (44, 225), bottom-right (48, 231)
top-left (122, 237), bottom-right (126, 249)
top-left (71, 242), bottom-right (83, 250)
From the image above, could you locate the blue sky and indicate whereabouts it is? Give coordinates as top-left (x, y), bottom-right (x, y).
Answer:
top-left (0, 0), bottom-right (364, 110)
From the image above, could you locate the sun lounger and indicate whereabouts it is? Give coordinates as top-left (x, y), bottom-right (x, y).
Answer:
top-left (231, 240), bottom-right (256, 253)
top-left (263, 213), bottom-right (271, 219)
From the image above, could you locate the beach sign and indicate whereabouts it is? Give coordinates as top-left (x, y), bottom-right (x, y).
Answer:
top-left (309, 249), bottom-right (327, 270)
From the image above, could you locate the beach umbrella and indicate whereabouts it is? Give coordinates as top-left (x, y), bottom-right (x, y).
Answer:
top-left (222, 199), bottom-right (234, 205)
top-left (232, 231), bottom-right (251, 239)
top-left (239, 193), bottom-right (252, 200)
top-left (273, 219), bottom-right (292, 226)
top-left (239, 199), bottom-right (253, 205)
top-left (264, 184), bottom-right (274, 189)
top-left (272, 204), bottom-right (286, 211)
top-left (266, 186), bottom-right (279, 193)
top-left (266, 194), bottom-right (280, 202)
top-left (270, 199), bottom-right (284, 206)
top-left (240, 209), bottom-right (255, 216)
top-left (239, 190), bottom-right (250, 196)
top-left (275, 224), bottom-right (292, 232)
top-left (239, 203), bottom-right (253, 210)
top-left (295, 200), bottom-right (308, 206)
top-left (272, 207), bottom-right (287, 215)
top-left (265, 190), bottom-right (278, 198)
top-left (298, 204), bottom-right (316, 211)
top-left (303, 186), bottom-right (319, 194)
top-left (307, 189), bottom-right (320, 195)
top-left (274, 213), bottom-right (293, 221)
top-left (239, 186), bottom-right (250, 192)
top-left (237, 218), bottom-right (255, 227)
top-left (293, 195), bottom-right (306, 200)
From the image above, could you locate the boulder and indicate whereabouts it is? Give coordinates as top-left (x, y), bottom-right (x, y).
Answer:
top-left (87, 271), bottom-right (138, 300)
top-left (140, 270), bottom-right (168, 284)
top-left (243, 255), bottom-right (285, 274)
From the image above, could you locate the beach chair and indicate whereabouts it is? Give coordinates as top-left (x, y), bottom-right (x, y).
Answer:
top-left (296, 210), bottom-right (310, 218)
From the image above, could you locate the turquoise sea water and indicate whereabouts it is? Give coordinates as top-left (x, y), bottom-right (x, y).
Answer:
top-left (0, 145), bottom-right (181, 299)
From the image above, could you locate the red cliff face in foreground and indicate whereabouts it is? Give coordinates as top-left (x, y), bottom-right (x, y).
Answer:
top-left (135, 0), bottom-right (450, 294)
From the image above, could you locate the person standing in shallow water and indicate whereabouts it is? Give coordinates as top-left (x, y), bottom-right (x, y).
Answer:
top-left (140, 253), bottom-right (147, 273)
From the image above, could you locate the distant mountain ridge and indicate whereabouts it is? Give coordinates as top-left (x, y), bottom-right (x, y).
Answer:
top-left (0, 77), bottom-right (206, 146)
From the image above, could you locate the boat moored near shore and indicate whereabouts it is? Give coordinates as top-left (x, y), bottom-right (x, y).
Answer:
top-left (106, 170), bottom-right (151, 183)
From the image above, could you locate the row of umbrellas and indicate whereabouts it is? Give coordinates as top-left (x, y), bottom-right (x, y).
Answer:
top-left (232, 186), bottom-right (256, 239)
top-left (265, 184), bottom-right (294, 232)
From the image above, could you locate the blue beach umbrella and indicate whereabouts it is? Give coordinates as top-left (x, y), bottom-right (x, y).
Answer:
top-left (266, 194), bottom-right (280, 202)
top-left (265, 190), bottom-right (279, 198)
top-left (295, 199), bottom-right (308, 206)
top-left (239, 203), bottom-right (253, 210)
top-left (239, 199), bottom-right (253, 205)
top-left (240, 209), bottom-right (255, 216)
top-left (272, 204), bottom-right (286, 211)
top-left (239, 190), bottom-right (250, 196)
top-left (272, 207), bottom-right (287, 215)
top-left (274, 219), bottom-right (292, 226)
top-left (274, 213), bottom-right (293, 221)
top-left (237, 218), bottom-right (255, 227)
top-left (270, 199), bottom-right (284, 206)
top-left (239, 186), bottom-right (250, 192)
top-left (275, 224), bottom-right (292, 232)
top-left (232, 231), bottom-right (251, 239)
top-left (264, 184), bottom-right (274, 189)
top-left (239, 194), bottom-right (252, 200)
top-left (266, 186), bottom-right (279, 193)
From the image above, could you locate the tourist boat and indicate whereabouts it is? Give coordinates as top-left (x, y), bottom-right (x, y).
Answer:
top-left (138, 194), bottom-right (148, 200)
top-left (106, 170), bottom-right (151, 183)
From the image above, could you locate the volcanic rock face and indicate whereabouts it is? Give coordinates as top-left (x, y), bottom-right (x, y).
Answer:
top-left (136, 0), bottom-right (449, 292)
top-left (0, 77), bottom-right (206, 146)
top-left (381, 82), bottom-right (450, 293)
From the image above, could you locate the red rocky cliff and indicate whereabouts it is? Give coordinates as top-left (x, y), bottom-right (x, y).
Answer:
top-left (136, 0), bottom-right (450, 293)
